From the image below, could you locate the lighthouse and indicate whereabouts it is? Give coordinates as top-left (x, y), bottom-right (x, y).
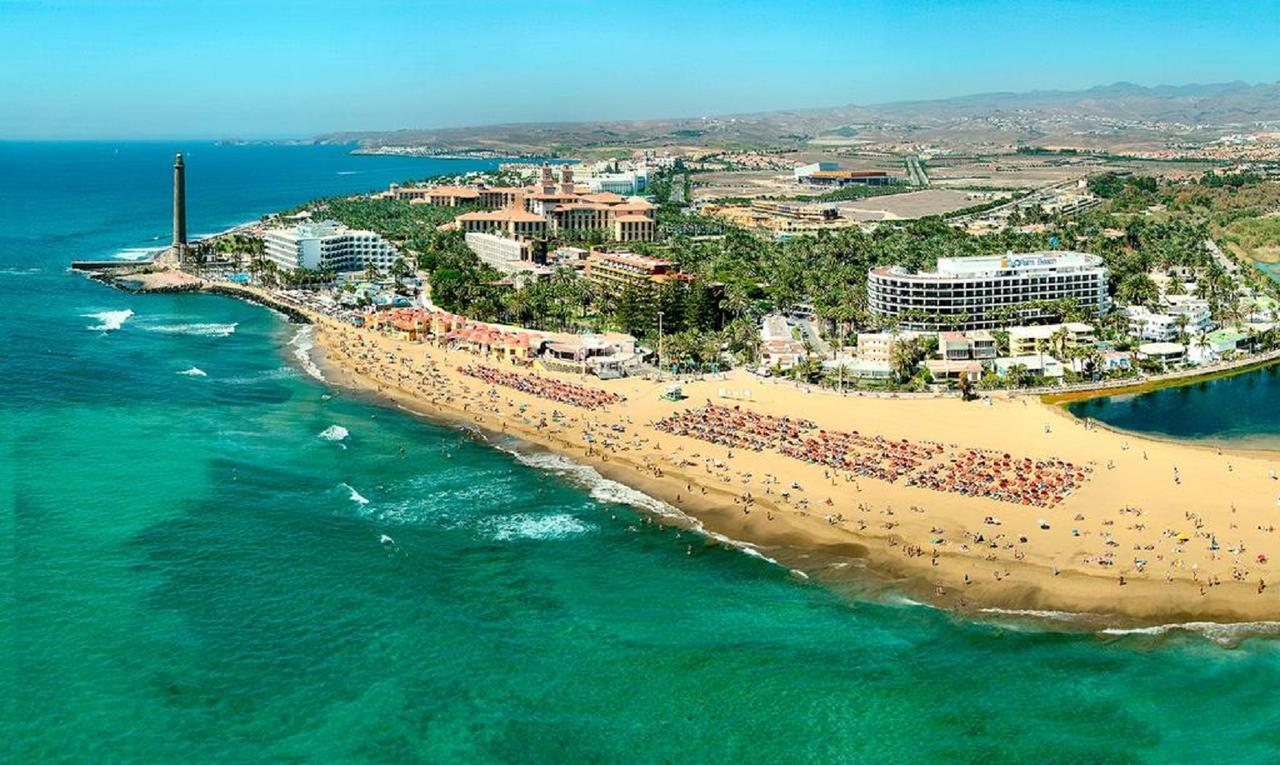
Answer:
top-left (172, 152), bottom-right (187, 261)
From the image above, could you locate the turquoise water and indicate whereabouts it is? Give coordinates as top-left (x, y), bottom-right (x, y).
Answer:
top-left (1068, 366), bottom-right (1280, 447)
top-left (5, 143), bottom-right (1280, 762)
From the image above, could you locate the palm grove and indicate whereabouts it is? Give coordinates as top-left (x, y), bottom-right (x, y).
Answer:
top-left (261, 168), bottom-right (1280, 386)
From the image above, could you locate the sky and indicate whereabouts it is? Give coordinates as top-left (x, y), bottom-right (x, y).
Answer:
top-left (1, 0), bottom-right (1278, 139)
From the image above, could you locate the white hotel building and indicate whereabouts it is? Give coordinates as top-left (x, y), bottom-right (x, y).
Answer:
top-left (464, 231), bottom-right (551, 282)
top-left (264, 221), bottom-right (399, 273)
top-left (867, 251), bottom-right (1110, 331)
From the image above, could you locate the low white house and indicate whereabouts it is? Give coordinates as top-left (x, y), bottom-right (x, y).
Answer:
top-left (1125, 299), bottom-right (1212, 342)
top-left (760, 314), bottom-right (807, 370)
top-left (1137, 341), bottom-right (1187, 367)
top-left (994, 355), bottom-right (1065, 379)
top-left (825, 356), bottom-right (893, 380)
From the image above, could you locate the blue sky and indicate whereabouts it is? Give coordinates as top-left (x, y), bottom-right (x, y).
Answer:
top-left (2, 0), bottom-right (1278, 139)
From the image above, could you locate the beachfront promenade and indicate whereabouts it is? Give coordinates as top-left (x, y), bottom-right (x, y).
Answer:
top-left (737, 346), bottom-right (1280, 402)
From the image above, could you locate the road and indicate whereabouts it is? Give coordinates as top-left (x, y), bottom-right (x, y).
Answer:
top-left (1204, 238), bottom-right (1240, 274)
top-left (904, 156), bottom-right (929, 187)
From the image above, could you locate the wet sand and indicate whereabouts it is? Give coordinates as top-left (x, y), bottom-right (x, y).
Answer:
top-left (285, 304), bottom-right (1280, 625)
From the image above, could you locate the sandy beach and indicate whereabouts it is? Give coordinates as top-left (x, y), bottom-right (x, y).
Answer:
top-left (207, 283), bottom-right (1280, 625)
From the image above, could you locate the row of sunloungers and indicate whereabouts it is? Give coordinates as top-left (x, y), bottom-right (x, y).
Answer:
top-left (458, 365), bottom-right (624, 410)
top-left (654, 404), bottom-right (1089, 507)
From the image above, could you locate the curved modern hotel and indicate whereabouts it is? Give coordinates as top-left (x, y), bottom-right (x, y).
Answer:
top-left (867, 251), bottom-right (1110, 331)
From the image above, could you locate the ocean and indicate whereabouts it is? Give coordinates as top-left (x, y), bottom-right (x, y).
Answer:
top-left (4, 142), bottom-right (1280, 762)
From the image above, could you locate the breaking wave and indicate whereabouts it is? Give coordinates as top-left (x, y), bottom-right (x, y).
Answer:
top-left (1100, 620), bottom-right (1280, 646)
top-left (177, 367), bottom-right (207, 377)
top-left (319, 425), bottom-right (350, 442)
top-left (147, 322), bottom-right (238, 337)
top-left (339, 482), bottom-right (370, 506)
top-left (501, 446), bottom-right (785, 566)
top-left (289, 326), bottom-right (325, 381)
top-left (482, 513), bottom-right (592, 541)
top-left (979, 608), bottom-right (1094, 622)
top-left (84, 309), bottom-right (134, 331)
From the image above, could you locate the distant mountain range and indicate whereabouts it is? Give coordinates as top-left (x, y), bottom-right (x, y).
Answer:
top-left (314, 81), bottom-right (1280, 154)
top-left (869, 81), bottom-right (1280, 123)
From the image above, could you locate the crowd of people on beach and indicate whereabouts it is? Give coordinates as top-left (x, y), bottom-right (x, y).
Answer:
top-left (906, 448), bottom-right (1089, 508)
top-left (652, 403), bottom-right (814, 452)
top-left (312, 311), bottom-right (1280, 608)
top-left (458, 364), bottom-right (623, 410)
top-left (654, 403), bottom-right (945, 483)
top-left (780, 428), bottom-right (944, 483)
top-left (655, 403), bottom-right (1089, 506)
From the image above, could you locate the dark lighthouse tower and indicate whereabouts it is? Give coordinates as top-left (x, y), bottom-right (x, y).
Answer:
top-left (172, 152), bottom-right (187, 262)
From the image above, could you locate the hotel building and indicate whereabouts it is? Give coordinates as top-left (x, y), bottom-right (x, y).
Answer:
top-left (264, 221), bottom-right (398, 273)
top-left (1007, 322), bottom-right (1097, 356)
top-left (867, 251), bottom-right (1110, 331)
top-left (463, 232), bottom-right (551, 282)
top-left (390, 163), bottom-right (657, 243)
top-left (454, 206), bottom-right (549, 238)
top-left (856, 331), bottom-right (917, 362)
top-left (583, 251), bottom-right (689, 293)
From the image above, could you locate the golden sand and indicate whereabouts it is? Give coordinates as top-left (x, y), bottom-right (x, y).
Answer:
top-left (281, 300), bottom-right (1280, 624)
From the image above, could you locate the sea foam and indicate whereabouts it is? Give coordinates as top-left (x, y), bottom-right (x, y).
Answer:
top-left (289, 326), bottom-right (325, 381)
top-left (84, 309), bottom-right (134, 331)
top-left (219, 367), bottom-right (296, 385)
top-left (501, 446), bottom-right (783, 565)
top-left (177, 367), bottom-right (207, 377)
top-left (1100, 620), bottom-right (1280, 646)
top-left (340, 482), bottom-right (370, 505)
top-left (147, 322), bottom-right (238, 337)
top-left (319, 425), bottom-right (350, 442)
top-left (483, 513), bottom-right (593, 541)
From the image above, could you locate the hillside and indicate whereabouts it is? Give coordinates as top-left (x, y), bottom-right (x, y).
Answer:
top-left (314, 81), bottom-right (1280, 155)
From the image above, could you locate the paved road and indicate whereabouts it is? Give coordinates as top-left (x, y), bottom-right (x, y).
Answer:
top-left (904, 156), bottom-right (929, 188)
top-left (1204, 238), bottom-right (1240, 274)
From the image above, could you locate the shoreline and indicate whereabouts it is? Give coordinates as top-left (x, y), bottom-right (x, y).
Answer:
top-left (1040, 349), bottom-right (1280, 405)
top-left (92, 272), bottom-right (1280, 628)
top-left (275, 292), bottom-right (1280, 626)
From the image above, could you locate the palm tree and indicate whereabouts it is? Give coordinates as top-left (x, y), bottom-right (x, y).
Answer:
top-left (389, 257), bottom-right (412, 289)
top-left (1175, 313), bottom-right (1190, 347)
top-left (1050, 326), bottom-right (1070, 357)
top-left (1117, 273), bottom-right (1159, 307)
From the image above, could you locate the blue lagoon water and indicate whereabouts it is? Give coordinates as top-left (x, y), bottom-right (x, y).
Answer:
top-left (5, 142), bottom-right (1280, 762)
top-left (1069, 365), bottom-right (1280, 448)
